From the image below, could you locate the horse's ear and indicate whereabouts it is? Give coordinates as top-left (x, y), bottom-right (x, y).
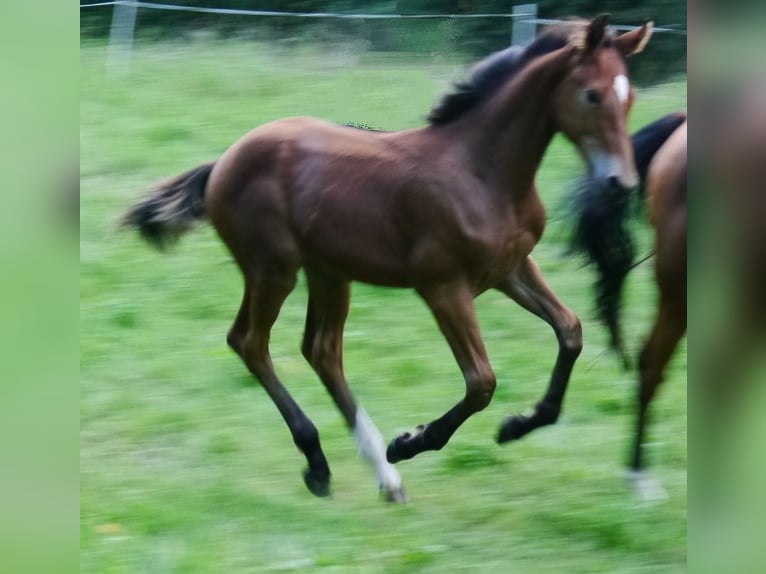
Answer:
top-left (615, 20), bottom-right (654, 57)
top-left (586, 14), bottom-right (610, 51)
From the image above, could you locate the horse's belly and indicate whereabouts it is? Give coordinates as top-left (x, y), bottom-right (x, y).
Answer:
top-left (294, 204), bottom-right (411, 286)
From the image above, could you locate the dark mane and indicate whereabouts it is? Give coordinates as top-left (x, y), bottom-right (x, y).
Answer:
top-left (427, 25), bottom-right (575, 126)
top-left (342, 122), bottom-right (386, 132)
top-left (631, 111), bottom-right (687, 189)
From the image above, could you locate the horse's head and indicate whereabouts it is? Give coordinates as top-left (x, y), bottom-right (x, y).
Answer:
top-left (553, 16), bottom-right (653, 191)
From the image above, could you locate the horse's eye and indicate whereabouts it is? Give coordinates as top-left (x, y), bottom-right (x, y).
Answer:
top-left (584, 89), bottom-right (603, 107)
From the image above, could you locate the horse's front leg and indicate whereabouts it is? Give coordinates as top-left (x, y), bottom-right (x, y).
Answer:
top-left (495, 256), bottom-right (583, 443)
top-left (386, 281), bottom-right (496, 463)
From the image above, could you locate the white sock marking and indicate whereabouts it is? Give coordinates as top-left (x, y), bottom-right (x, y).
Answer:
top-left (353, 407), bottom-right (403, 494)
top-left (626, 470), bottom-right (668, 503)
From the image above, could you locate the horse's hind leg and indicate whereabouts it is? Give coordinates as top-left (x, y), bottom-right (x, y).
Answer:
top-left (628, 298), bottom-right (685, 500)
top-left (301, 272), bottom-right (406, 502)
top-left (238, 272), bottom-right (332, 497)
top-left (386, 281), bottom-right (497, 463)
top-left (494, 256), bottom-right (583, 443)
top-left (226, 281), bottom-right (250, 356)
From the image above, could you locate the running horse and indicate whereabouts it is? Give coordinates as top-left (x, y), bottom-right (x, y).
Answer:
top-left (569, 110), bottom-right (687, 499)
top-left (122, 17), bottom-right (653, 502)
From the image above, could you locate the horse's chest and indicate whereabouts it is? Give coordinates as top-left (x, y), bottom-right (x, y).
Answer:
top-left (495, 230), bottom-right (537, 271)
top-left (474, 205), bottom-right (544, 284)
top-left (496, 196), bottom-right (544, 249)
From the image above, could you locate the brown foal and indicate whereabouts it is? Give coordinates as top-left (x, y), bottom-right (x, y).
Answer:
top-left (123, 16), bottom-right (653, 502)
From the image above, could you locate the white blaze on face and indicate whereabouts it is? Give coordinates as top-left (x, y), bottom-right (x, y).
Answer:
top-left (614, 74), bottom-right (630, 104)
top-left (353, 407), bottom-right (406, 501)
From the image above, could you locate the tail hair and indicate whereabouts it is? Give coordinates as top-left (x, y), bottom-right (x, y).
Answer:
top-left (568, 177), bottom-right (636, 363)
top-left (121, 162), bottom-right (214, 250)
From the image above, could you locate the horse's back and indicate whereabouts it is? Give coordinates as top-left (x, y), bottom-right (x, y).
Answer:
top-left (205, 116), bottom-right (428, 284)
top-left (646, 121), bottom-right (687, 303)
top-left (207, 117), bottom-right (394, 214)
top-left (646, 121), bottom-right (687, 226)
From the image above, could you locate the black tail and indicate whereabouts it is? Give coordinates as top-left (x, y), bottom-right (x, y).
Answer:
top-left (568, 111), bottom-right (686, 366)
top-left (121, 162), bottom-right (215, 250)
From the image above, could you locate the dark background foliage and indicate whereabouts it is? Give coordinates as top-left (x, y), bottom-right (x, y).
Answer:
top-left (80, 1), bottom-right (686, 83)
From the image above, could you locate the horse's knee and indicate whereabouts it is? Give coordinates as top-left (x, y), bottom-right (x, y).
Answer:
top-left (559, 313), bottom-right (583, 357)
top-left (535, 400), bottom-right (561, 425)
top-left (465, 366), bottom-right (496, 412)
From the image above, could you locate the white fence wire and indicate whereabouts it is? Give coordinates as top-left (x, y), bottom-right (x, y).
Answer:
top-left (80, 1), bottom-right (686, 33)
top-left (81, 1), bottom-right (526, 19)
top-left (80, 2), bottom-right (686, 75)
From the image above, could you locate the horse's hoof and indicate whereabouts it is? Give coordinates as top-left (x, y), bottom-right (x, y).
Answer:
top-left (386, 431), bottom-right (419, 464)
top-left (626, 470), bottom-right (668, 503)
top-left (381, 484), bottom-right (409, 504)
top-left (387, 425), bottom-right (430, 463)
top-left (303, 468), bottom-right (331, 498)
top-left (496, 415), bottom-right (527, 444)
top-left (386, 437), bottom-right (405, 464)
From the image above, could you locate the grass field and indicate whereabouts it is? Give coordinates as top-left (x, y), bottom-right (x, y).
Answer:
top-left (81, 40), bottom-right (687, 573)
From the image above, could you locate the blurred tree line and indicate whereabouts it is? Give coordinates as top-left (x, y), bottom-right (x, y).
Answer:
top-left (80, 0), bottom-right (686, 83)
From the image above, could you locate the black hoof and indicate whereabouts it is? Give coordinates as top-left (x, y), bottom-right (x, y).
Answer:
top-left (386, 435), bottom-right (408, 464)
top-left (387, 425), bottom-right (429, 463)
top-left (303, 468), bottom-right (331, 497)
top-left (496, 415), bottom-right (528, 444)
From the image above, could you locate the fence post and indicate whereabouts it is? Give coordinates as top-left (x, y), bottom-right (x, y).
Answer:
top-left (108, 1), bottom-right (138, 76)
top-left (512, 3), bottom-right (537, 46)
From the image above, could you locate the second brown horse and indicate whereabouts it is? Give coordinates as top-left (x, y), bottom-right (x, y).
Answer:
top-left (123, 17), bottom-right (653, 502)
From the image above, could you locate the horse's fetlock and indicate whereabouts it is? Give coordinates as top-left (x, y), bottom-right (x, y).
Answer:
top-left (427, 429), bottom-right (449, 452)
top-left (536, 401), bottom-right (561, 425)
top-left (294, 422), bottom-right (321, 452)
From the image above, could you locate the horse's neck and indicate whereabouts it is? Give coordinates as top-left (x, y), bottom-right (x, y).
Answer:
top-left (463, 50), bottom-right (571, 194)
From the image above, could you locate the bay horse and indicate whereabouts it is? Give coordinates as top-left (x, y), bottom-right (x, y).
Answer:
top-left (122, 17), bottom-right (653, 502)
top-left (569, 111), bottom-right (687, 500)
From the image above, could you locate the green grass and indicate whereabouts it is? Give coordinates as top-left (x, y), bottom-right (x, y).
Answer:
top-left (81, 40), bottom-right (687, 573)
